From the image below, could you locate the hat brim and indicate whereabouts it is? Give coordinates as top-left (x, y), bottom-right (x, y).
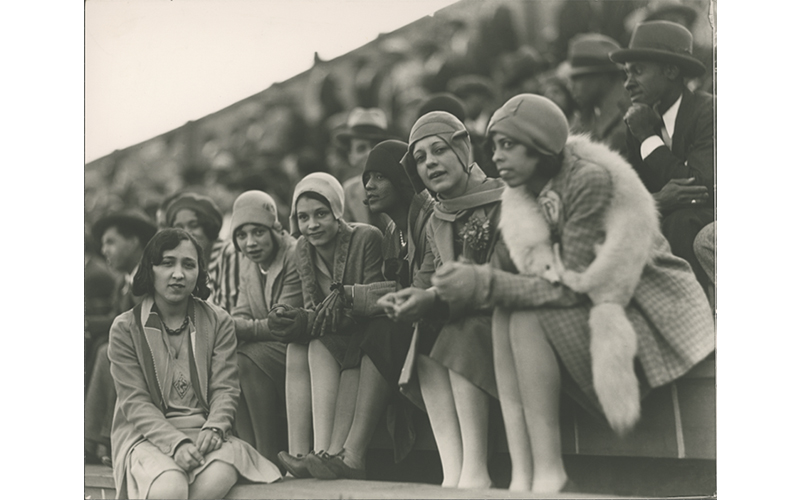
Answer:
top-left (92, 214), bottom-right (157, 245)
top-left (568, 64), bottom-right (625, 77)
top-left (609, 48), bottom-right (705, 77)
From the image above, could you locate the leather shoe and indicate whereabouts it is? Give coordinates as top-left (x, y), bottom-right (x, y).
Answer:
top-left (306, 450), bottom-right (366, 480)
top-left (277, 451), bottom-right (312, 479)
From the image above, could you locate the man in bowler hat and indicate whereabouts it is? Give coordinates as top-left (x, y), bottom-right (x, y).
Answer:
top-left (610, 20), bottom-right (714, 288)
top-left (568, 33), bottom-right (631, 156)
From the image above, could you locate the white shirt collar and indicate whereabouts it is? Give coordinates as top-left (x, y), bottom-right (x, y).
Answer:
top-left (661, 94), bottom-right (682, 139)
top-left (124, 264), bottom-right (139, 286)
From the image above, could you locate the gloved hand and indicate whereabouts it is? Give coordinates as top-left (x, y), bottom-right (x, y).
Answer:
top-left (267, 305), bottom-right (316, 344)
top-left (312, 282), bottom-right (353, 336)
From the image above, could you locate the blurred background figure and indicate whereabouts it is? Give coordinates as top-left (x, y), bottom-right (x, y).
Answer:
top-left (84, 231), bottom-right (117, 389)
top-left (85, 211), bottom-right (157, 466)
top-left (165, 192), bottom-right (242, 313)
top-left (567, 33), bottom-right (631, 155)
top-left (336, 107), bottom-right (395, 230)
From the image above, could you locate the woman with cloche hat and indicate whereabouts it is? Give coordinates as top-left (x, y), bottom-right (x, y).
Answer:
top-left (268, 173), bottom-right (385, 479)
top-left (227, 191), bottom-right (303, 468)
top-left (377, 111), bottom-right (505, 489)
top-left (431, 94), bottom-right (714, 494)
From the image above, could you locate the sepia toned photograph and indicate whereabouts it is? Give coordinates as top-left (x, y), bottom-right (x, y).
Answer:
top-left (84, 1), bottom-right (718, 498)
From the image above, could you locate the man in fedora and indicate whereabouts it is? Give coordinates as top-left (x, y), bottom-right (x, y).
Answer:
top-left (610, 20), bottom-right (714, 288)
top-left (568, 33), bottom-right (631, 155)
top-left (336, 107), bottom-right (395, 229)
top-left (85, 210), bottom-right (156, 466)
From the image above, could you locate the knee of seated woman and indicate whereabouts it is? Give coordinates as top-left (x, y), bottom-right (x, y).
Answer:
top-left (148, 470), bottom-right (188, 499)
top-left (237, 353), bottom-right (259, 377)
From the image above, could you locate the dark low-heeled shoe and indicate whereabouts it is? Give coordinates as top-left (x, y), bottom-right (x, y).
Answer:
top-left (277, 451), bottom-right (312, 479)
top-left (306, 450), bottom-right (366, 480)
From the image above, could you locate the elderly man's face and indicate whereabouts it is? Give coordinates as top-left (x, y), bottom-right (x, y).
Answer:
top-left (623, 61), bottom-right (671, 107)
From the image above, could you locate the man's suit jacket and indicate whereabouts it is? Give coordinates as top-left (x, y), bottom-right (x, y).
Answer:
top-left (626, 88), bottom-right (715, 208)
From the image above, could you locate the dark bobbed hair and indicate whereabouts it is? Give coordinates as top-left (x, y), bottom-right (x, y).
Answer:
top-left (132, 228), bottom-right (211, 300)
top-left (527, 149), bottom-right (564, 180)
top-left (296, 191), bottom-right (332, 212)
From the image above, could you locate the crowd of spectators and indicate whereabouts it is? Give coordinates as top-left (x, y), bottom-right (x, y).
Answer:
top-left (85, 1), bottom-right (716, 497)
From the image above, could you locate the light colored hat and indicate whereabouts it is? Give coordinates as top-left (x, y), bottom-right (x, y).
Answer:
top-left (401, 111), bottom-right (471, 194)
top-left (334, 107), bottom-right (393, 148)
top-left (567, 33), bottom-right (624, 77)
top-left (290, 172), bottom-right (345, 236)
top-left (230, 191), bottom-right (281, 251)
top-left (487, 94), bottom-right (569, 156)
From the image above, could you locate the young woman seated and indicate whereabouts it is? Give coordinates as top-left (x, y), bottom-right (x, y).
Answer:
top-left (268, 173), bottom-right (384, 479)
top-left (228, 191), bottom-right (303, 468)
top-left (431, 94), bottom-right (715, 494)
top-left (299, 140), bottom-right (436, 479)
top-left (107, 228), bottom-right (281, 499)
top-left (377, 111), bottom-right (505, 489)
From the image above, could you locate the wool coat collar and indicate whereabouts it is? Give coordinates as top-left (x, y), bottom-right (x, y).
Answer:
top-left (294, 219), bottom-right (354, 307)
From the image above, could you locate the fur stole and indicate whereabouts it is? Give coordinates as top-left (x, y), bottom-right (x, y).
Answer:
top-left (499, 134), bottom-right (660, 435)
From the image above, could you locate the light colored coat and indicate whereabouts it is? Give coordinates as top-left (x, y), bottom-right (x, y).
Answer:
top-left (231, 230), bottom-right (303, 340)
top-left (108, 296), bottom-right (242, 497)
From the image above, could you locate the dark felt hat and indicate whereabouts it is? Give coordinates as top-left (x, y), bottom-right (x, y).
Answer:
top-left (446, 75), bottom-right (497, 99)
top-left (644, 0), bottom-right (698, 26)
top-left (334, 107), bottom-right (394, 148)
top-left (92, 210), bottom-right (157, 246)
top-left (417, 93), bottom-right (467, 122)
top-left (362, 140), bottom-right (415, 201)
top-left (609, 21), bottom-right (705, 77)
top-left (165, 192), bottom-right (223, 240)
top-left (567, 33), bottom-right (624, 77)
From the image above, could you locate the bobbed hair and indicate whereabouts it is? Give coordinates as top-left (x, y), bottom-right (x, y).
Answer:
top-left (132, 228), bottom-right (211, 300)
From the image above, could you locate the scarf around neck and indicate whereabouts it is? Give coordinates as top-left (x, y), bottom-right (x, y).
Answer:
top-left (433, 164), bottom-right (505, 222)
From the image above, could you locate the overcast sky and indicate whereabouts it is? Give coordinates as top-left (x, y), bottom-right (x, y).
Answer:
top-left (85, 0), bottom-right (457, 163)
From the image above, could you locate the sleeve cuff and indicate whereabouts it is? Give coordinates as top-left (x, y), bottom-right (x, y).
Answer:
top-left (640, 135), bottom-right (665, 159)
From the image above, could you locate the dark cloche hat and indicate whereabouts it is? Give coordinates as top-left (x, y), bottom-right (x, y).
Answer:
top-left (609, 21), bottom-right (705, 77)
top-left (92, 210), bottom-right (157, 246)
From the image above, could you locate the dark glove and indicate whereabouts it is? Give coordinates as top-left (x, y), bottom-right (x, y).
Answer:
top-left (312, 282), bottom-right (353, 336)
top-left (267, 305), bottom-right (316, 344)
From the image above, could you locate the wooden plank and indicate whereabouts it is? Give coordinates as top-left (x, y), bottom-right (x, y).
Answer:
top-left (226, 478), bottom-right (627, 499)
top-left (677, 378), bottom-right (716, 459)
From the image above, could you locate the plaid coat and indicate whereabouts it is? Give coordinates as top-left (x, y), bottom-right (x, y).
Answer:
top-left (486, 138), bottom-right (715, 406)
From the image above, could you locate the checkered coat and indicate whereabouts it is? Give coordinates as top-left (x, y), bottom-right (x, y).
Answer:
top-left (485, 137), bottom-right (715, 408)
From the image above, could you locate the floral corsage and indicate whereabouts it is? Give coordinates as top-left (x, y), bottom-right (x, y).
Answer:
top-left (459, 212), bottom-right (493, 263)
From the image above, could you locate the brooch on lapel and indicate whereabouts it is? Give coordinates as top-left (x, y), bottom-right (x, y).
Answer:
top-left (538, 190), bottom-right (562, 242)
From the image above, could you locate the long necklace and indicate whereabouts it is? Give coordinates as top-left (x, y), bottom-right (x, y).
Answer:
top-left (168, 330), bottom-right (188, 360)
top-left (398, 229), bottom-right (406, 247)
top-left (163, 316), bottom-right (190, 336)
